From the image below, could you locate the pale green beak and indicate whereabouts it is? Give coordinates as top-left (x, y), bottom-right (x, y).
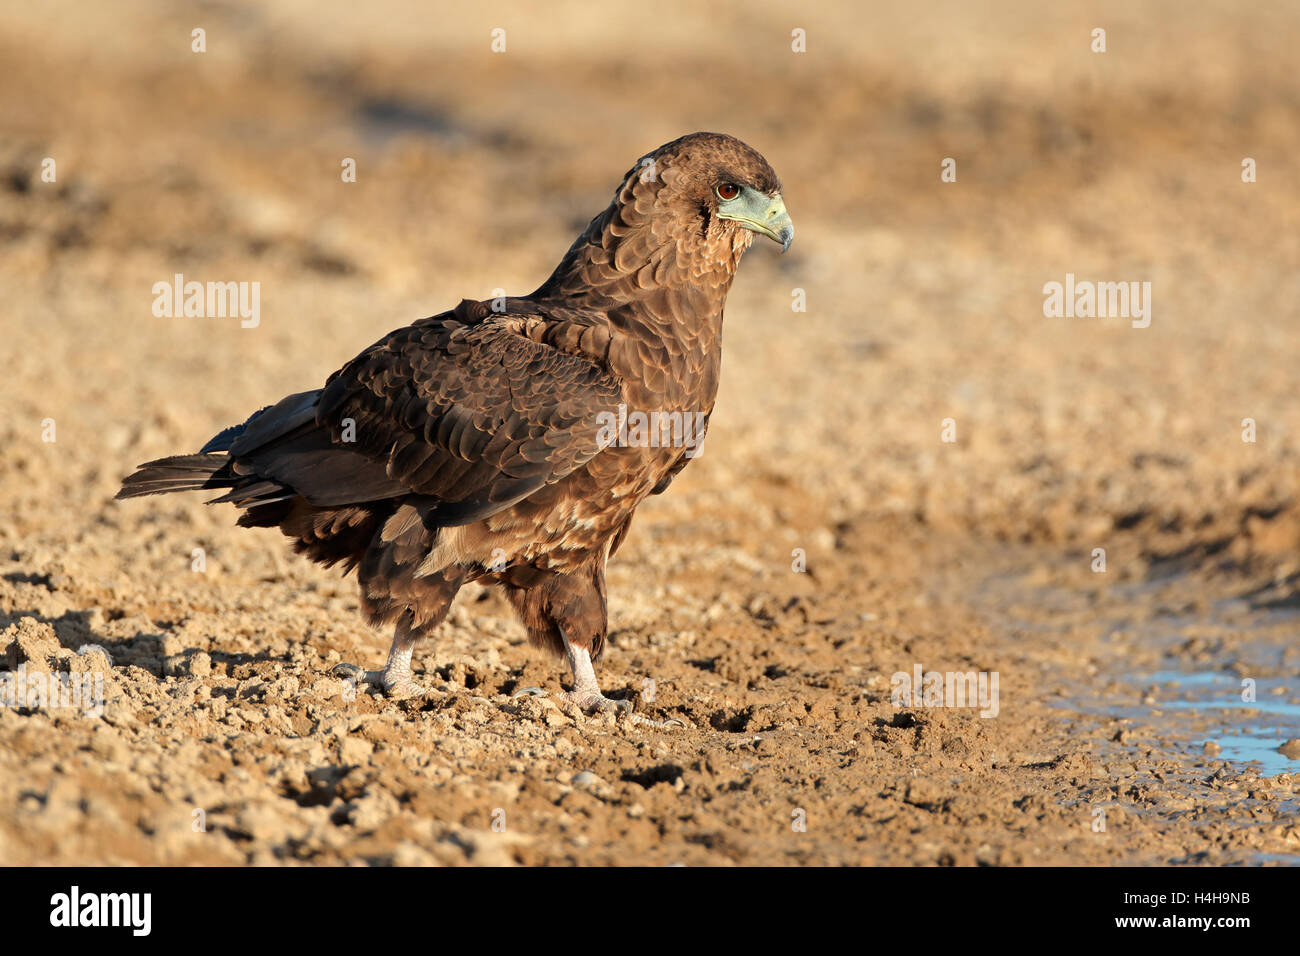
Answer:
top-left (719, 188), bottom-right (794, 252)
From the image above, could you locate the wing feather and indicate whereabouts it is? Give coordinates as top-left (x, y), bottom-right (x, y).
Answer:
top-left (306, 302), bottom-right (622, 523)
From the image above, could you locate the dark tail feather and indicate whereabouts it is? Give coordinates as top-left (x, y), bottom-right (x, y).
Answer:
top-left (206, 480), bottom-right (298, 507)
top-left (115, 453), bottom-right (234, 500)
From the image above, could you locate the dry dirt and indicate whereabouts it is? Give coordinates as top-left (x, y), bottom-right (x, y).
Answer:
top-left (2, 0), bottom-right (1299, 865)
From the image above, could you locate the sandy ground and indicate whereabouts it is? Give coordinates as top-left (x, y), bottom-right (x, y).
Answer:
top-left (2, 0), bottom-right (1299, 865)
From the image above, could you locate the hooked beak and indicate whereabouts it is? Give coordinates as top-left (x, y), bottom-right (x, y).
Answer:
top-left (720, 190), bottom-right (794, 252)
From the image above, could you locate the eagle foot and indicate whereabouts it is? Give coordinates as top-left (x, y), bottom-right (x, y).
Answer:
top-left (560, 689), bottom-right (634, 715)
top-left (564, 691), bottom-right (691, 731)
top-left (331, 662), bottom-right (428, 699)
top-left (509, 633), bottom-right (684, 727)
top-left (510, 685), bottom-right (632, 715)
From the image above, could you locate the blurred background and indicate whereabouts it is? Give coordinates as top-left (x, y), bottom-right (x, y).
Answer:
top-left (4, 0), bottom-right (1298, 555)
top-left (2, 0), bottom-right (1299, 865)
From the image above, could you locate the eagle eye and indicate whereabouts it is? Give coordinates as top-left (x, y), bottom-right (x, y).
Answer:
top-left (715, 182), bottom-right (740, 201)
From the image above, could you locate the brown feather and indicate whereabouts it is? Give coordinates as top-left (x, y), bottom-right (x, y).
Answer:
top-left (117, 132), bottom-right (786, 676)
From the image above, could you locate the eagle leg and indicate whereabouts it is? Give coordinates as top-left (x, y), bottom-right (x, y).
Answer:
top-left (513, 628), bottom-right (683, 727)
top-left (558, 628), bottom-right (632, 714)
top-left (333, 620), bottom-right (427, 698)
top-left (510, 628), bottom-right (629, 713)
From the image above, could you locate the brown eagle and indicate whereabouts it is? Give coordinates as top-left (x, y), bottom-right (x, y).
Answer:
top-left (117, 132), bottom-right (792, 715)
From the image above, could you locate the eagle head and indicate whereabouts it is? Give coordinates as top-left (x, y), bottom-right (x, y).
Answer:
top-left (536, 132), bottom-right (791, 305)
top-left (634, 132), bottom-right (793, 256)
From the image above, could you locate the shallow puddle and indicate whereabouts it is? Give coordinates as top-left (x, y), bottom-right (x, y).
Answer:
top-left (1082, 669), bottom-right (1300, 777)
top-left (963, 553), bottom-right (1300, 777)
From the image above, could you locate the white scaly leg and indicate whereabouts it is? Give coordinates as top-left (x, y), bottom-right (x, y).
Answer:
top-left (333, 621), bottom-right (426, 698)
top-left (512, 629), bottom-right (683, 727)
